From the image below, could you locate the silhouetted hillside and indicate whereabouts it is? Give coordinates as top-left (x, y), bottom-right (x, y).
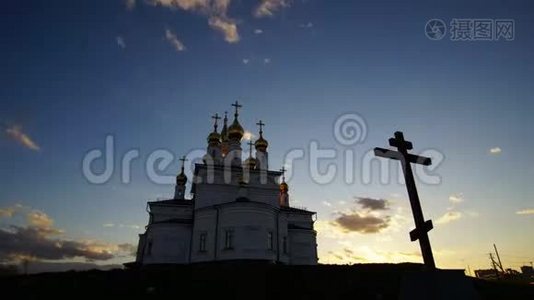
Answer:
top-left (0, 263), bottom-right (532, 299)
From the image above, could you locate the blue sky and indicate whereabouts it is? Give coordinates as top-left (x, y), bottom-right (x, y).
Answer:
top-left (1, 0), bottom-right (533, 271)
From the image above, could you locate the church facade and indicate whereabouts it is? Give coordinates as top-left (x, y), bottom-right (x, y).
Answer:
top-left (134, 102), bottom-right (318, 265)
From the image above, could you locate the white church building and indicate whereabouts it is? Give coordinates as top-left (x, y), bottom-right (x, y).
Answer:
top-left (134, 102), bottom-right (318, 265)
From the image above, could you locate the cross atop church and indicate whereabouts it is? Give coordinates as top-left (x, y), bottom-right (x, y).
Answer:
top-left (374, 131), bottom-right (436, 269)
top-left (247, 140), bottom-right (255, 157)
top-left (232, 101), bottom-right (242, 117)
top-left (256, 120), bottom-right (265, 135)
top-left (280, 166), bottom-right (286, 182)
top-left (179, 155), bottom-right (188, 172)
top-left (211, 113), bottom-right (221, 132)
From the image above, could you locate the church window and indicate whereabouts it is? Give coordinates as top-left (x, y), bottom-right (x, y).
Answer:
top-left (199, 233), bottom-right (207, 252)
top-left (147, 240), bottom-right (153, 255)
top-left (224, 229), bottom-right (234, 249)
top-left (267, 232), bottom-right (274, 250)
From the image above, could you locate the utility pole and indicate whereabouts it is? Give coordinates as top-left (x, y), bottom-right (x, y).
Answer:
top-left (489, 253), bottom-right (500, 279)
top-left (493, 244), bottom-right (505, 273)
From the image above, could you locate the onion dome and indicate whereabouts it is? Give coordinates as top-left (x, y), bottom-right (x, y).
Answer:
top-left (176, 156), bottom-right (188, 185)
top-left (228, 101), bottom-right (244, 141)
top-left (207, 131), bottom-right (221, 145)
top-left (254, 120), bottom-right (268, 151)
top-left (280, 181), bottom-right (288, 193)
top-left (176, 172), bottom-right (188, 185)
top-left (228, 118), bottom-right (244, 141)
top-left (244, 157), bottom-right (257, 169)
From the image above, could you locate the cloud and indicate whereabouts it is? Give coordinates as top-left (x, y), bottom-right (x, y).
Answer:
top-left (263, 58), bottom-right (271, 64)
top-left (117, 243), bottom-right (137, 256)
top-left (356, 197), bottom-right (389, 211)
top-left (322, 201), bottom-right (332, 207)
top-left (0, 207), bottom-right (16, 218)
top-left (102, 223), bottom-right (115, 228)
top-left (124, 0), bottom-right (136, 10)
top-left (448, 193), bottom-right (464, 204)
top-left (149, 0), bottom-right (239, 43)
top-left (0, 205), bottom-right (127, 264)
top-left (516, 208), bottom-right (534, 215)
top-left (299, 22), bottom-right (313, 28)
top-left (116, 36), bottom-right (126, 49)
top-left (332, 212), bottom-right (390, 234)
top-left (489, 147), bottom-right (502, 154)
top-left (254, 28), bottom-right (263, 34)
top-left (254, 0), bottom-right (291, 18)
top-left (242, 58), bottom-right (250, 64)
top-left (208, 16), bottom-right (239, 43)
top-left (435, 211), bottom-right (462, 225)
top-left (3, 124), bottom-right (40, 151)
top-left (27, 210), bottom-right (55, 229)
top-left (165, 29), bottom-right (186, 52)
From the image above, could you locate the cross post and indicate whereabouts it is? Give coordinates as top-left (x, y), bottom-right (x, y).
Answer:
top-left (211, 113), bottom-right (221, 132)
top-left (374, 131), bottom-right (436, 269)
top-left (179, 155), bottom-right (188, 173)
top-left (231, 101), bottom-right (242, 117)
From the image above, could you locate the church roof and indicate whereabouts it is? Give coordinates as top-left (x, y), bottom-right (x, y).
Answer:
top-left (148, 199), bottom-right (193, 206)
top-left (190, 163), bottom-right (283, 194)
top-left (281, 206), bottom-right (316, 215)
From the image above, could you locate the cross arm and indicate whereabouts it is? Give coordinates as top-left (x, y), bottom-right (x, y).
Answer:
top-left (374, 148), bottom-right (432, 166)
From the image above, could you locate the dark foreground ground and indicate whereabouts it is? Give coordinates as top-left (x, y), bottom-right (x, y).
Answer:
top-left (0, 263), bottom-right (532, 299)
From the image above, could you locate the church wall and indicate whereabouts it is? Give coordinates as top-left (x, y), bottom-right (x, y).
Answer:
top-left (150, 204), bottom-right (193, 223)
top-left (288, 228), bottom-right (318, 265)
top-left (141, 223), bottom-right (192, 264)
top-left (190, 209), bottom-right (217, 262)
top-left (216, 204), bottom-right (278, 262)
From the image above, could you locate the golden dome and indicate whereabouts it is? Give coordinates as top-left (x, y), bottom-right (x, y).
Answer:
top-left (176, 172), bottom-right (188, 185)
top-left (244, 157), bottom-right (257, 169)
top-left (255, 136), bottom-right (268, 150)
top-left (280, 181), bottom-right (288, 192)
top-left (207, 131), bottom-right (221, 144)
top-left (228, 119), bottom-right (244, 140)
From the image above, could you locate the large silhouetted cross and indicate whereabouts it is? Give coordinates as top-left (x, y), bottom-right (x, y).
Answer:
top-left (374, 131), bottom-right (436, 269)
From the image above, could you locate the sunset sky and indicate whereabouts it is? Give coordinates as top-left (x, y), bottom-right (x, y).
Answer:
top-left (1, 0), bottom-right (533, 273)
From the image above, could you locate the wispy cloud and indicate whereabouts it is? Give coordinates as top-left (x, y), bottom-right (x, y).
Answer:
top-left (254, 0), bottom-right (291, 18)
top-left (356, 197), bottom-right (389, 211)
top-left (254, 28), bottom-right (263, 34)
top-left (332, 212), bottom-right (390, 234)
top-left (150, 0), bottom-right (239, 43)
top-left (489, 147), bottom-right (502, 154)
top-left (263, 58), bottom-right (271, 64)
top-left (322, 201), bottom-right (332, 207)
top-left (102, 223), bottom-right (115, 228)
top-left (124, 0), bottom-right (136, 11)
top-left (299, 22), bottom-right (313, 29)
top-left (516, 208), bottom-right (534, 215)
top-left (3, 124), bottom-right (40, 151)
top-left (165, 29), bottom-right (186, 52)
top-left (0, 205), bottom-right (126, 263)
top-left (116, 36), bottom-right (126, 49)
top-left (435, 211), bottom-right (462, 225)
top-left (242, 58), bottom-right (250, 64)
top-left (448, 193), bottom-right (464, 204)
